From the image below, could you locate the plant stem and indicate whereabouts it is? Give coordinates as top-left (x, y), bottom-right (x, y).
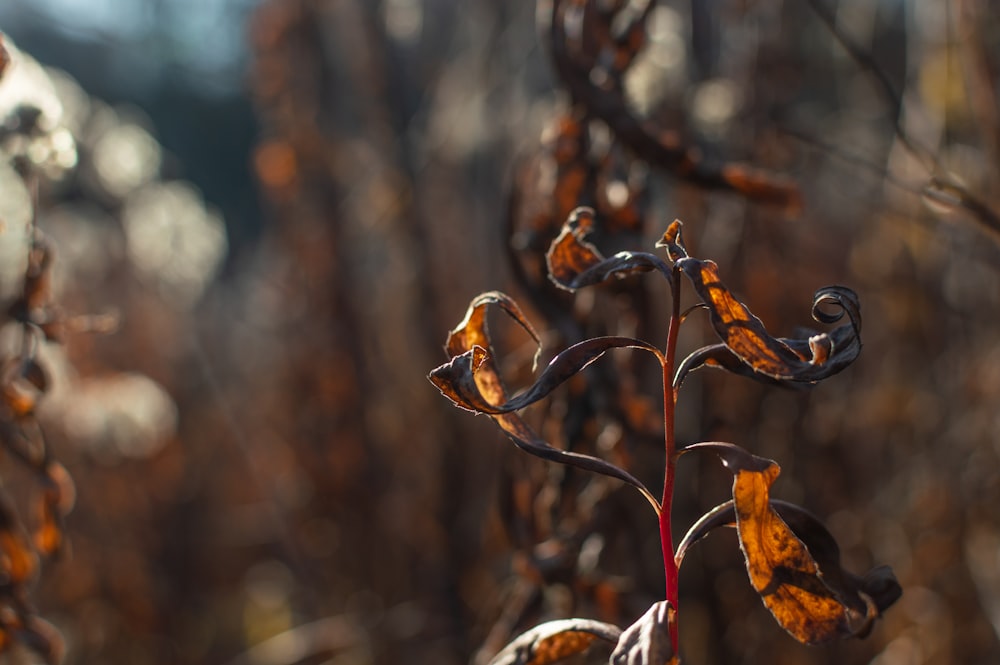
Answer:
top-left (660, 267), bottom-right (682, 651)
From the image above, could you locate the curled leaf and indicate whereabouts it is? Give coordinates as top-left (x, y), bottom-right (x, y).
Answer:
top-left (674, 498), bottom-right (734, 566)
top-left (609, 601), bottom-right (678, 665)
top-left (432, 336), bottom-right (664, 417)
top-left (676, 498), bottom-right (900, 638)
top-left (445, 291), bottom-right (541, 371)
top-left (546, 207), bottom-right (672, 292)
top-left (684, 442), bottom-right (890, 644)
top-left (675, 259), bottom-right (861, 384)
top-left (654, 220), bottom-right (687, 263)
top-left (488, 618), bottom-right (622, 665)
top-left (546, 207), bottom-right (603, 287)
top-left (428, 293), bottom-right (661, 513)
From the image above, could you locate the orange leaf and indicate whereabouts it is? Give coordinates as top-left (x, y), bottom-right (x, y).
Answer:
top-left (545, 207), bottom-right (671, 292)
top-left (429, 293), bottom-right (661, 513)
top-left (545, 207), bottom-right (604, 289)
top-left (685, 442), bottom-right (868, 645)
top-left (0, 529), bottom-right (38, 586)
top-left (675, 257), bottom-right (861, 384)
top-left (732, 460), bottom-right (850, 644)
top-left (488, 618), bottom-right (621, 665)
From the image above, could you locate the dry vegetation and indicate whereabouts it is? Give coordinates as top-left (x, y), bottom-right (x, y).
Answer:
top-left (3, 1), bottom-right (1000, 664)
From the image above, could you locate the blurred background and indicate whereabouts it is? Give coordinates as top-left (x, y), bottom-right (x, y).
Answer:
top-left (1, 1), bottom-right (1000, 664)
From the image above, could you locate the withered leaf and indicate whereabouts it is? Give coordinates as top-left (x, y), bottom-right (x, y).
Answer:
top-left (675, 258), bottom-right (861, 384)
top-left (684, 442), bottom-right (873, 645)
top-left (0, 357), bottom-right (47, 419)
top-left (444, 292), bottom-right (541, 371)
top-left (34, 462), bottom-right (75, 556)
top-left (0, 528), bottom-right (36, 586)
top-left (546, 207), bottom-right (671, 292)
top-left (546, 207), bottom-right (603, 287)
top-left (654, 220), bottom-right (687, 263)
top-left (609, 601), bottom-right (678, 665)
top-left (431, 336), bottom-right (664, 417)
top-left (0, 496), bottom-right (38, 586)
top-left (488, 618), bottom-right (622, 665)
top-left (676, 498), bottom-right (900, 639)
top-left (428, 293), bottom-right (661, 513)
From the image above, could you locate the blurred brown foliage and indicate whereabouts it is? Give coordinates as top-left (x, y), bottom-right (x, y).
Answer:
top-left (6, 1), bottom-right (1000, 664)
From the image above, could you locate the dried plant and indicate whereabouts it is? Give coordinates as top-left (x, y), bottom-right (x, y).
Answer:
top-left (0, 35), bottom-right (72, 665)
top-left (430, 207), bottom-right (901, 662)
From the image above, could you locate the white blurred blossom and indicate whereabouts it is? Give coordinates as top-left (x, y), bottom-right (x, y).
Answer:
top-left (92, 122), bottom-right (162, 199)
top-left (122, 181), bottom-right (228, 306)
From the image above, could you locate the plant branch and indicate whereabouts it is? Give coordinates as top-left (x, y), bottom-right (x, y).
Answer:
top-left (660, 263), bottom-right (682, 651)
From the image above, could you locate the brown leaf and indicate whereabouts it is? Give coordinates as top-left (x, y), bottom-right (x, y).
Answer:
top-left (684, 442), bottom-right (861, 644)
top-left (0, 528), bottom-right (36, 585)
top-left (654, 220), bottom-right (687, 263)
top-left (676, 498), bottom-right (901, 638)
top-left (0, 496), bottom-right (38, 587)
top-left (546, 207), bottom-right (671, 292)
top-left (444, 291), bottom-right (541, 372)
top-left (609, 601), bottom-right (678, 665)
top-left (431, 336), bottom-right (664, 417)
top-left (34, 462), bottom-right (76, 556)
top-left (546, 207), bottom-right (603, 288)
top-left (768, 503), bottom-right (901, 635)
top-left (675, 258), bottom-right (861, 384)
top-left (0, 357), bottom-right (47, 419)
top-left (488, 618), bottom-right (622, 665)
top-left (429, 293), bottom-right (661, 513)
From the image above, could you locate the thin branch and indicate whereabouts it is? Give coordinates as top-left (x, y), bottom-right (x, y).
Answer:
top-left (806, 0), bottom-right (1000, 237)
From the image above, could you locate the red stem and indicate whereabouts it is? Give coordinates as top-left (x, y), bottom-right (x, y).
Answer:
top-left (660, 268), bottom-right (682, 651)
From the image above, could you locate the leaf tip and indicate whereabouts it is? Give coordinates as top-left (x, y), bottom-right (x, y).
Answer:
top-left (656, 219), bottom-right (687, 262)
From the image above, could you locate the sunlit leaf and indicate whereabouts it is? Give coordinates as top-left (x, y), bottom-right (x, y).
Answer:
top-left (546, 207), bottom-right (603, 287)
top-left (684, 442), bottom-right (880, 644)
top-left (488, 617), bottom-right (622, 665)
top-left (444, 291), bottom-right (541, 372)
top-left (676, 497), bottom-right (900, 637)
top-left (431, 336), bottom-right (664, 416)
top-left (654, 220), bottom-right (687, 263)
top-left (428, 293), bottom-right (662, 513)
top-left (674, 257), bottom-right (861, 384)
top-left (546, 207), bottom-right (671, 291)
top-left (609, 601), bottom-right (678, 665)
